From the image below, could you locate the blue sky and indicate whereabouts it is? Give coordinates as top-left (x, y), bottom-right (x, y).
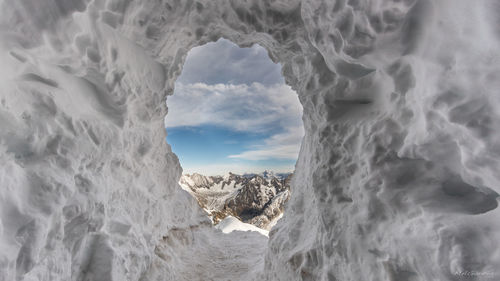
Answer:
top-left (165, 39), bottom-right (303, 175)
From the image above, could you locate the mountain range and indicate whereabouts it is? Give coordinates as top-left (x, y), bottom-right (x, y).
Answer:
top-left (179, 171), bottom-right (292, 230)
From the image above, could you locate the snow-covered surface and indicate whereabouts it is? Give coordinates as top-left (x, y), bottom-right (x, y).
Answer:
top-left (149, 223), bottom-right (267, 281)
top-left (179, 173), bottom-right (243, 213)
top-left (266, 213), bottom-right (283, 230)
top-left (1, 0), bottom-right (500, 281)
top-left (216, 216), bottom-right (269, 237)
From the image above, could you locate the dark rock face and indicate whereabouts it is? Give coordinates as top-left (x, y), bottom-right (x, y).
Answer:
top-left (180, 172), bottom-right (291, 229)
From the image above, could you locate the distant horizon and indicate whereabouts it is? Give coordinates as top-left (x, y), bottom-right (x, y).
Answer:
top-left (166, 39), bottom-right (303, 175)
top-left (181, 169), bottom-right (295, 177)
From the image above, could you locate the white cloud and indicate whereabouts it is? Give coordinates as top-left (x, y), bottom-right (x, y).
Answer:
top-left (177, 39), bottom-right (283, 86)
top-left (166, 39), bottom-right (304, 168)
top-left (165, 82), bottom-right (303, 133)
top-left (228, 126), bottom-right (304, 161)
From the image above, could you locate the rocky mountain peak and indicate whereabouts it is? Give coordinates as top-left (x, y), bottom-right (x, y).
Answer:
top-left (180, 172), bottom-right (292, 230)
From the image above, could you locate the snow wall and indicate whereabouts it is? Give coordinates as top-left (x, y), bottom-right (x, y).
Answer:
top-left (1, 0), bottom-right (500, 280)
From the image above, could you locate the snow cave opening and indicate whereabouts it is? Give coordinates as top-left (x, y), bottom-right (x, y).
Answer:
top-left (3, 1), bottom-right (500, 280)
top-left (165, 38), bottom-right (304, 234)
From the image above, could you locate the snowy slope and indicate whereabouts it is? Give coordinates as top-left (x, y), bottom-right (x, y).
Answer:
top-left (216, 216), bottom-right (269, 237)
top-left (1, 0), bottom-right (500, 281)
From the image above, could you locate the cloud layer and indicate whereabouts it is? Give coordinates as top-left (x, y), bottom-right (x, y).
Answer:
top-left (166, 82), bottom-right (302, 133)
top-left (166, 39), bottom-right (304, 168)
top-left (228, 126), bottom-right (304, 160)
top-left (177, 39), bottom-right (283, 86)
top-left (166, 81), bottom-right (304, 162)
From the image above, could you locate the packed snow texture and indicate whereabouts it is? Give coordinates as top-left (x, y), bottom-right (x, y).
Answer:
top-left (1, 0), bottom-right (500, 281)
top-left (216, 216), bottom-right (269, 237)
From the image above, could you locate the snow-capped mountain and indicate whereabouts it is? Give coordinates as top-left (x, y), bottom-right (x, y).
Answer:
top-left (180, 172), bottom-right (291, 230)
top-left (242, 170), bottom-right (291, 181)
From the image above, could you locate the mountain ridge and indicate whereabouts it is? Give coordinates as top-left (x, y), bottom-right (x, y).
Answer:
top-left (180, 171), bottom-right (292, 230)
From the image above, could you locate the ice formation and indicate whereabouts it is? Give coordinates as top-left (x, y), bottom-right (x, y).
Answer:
top-left (1, 0), bottom-right (500, 281)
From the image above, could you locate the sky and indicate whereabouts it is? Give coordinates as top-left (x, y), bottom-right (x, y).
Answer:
top-left (165, 39), bottom-right (304, 176)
